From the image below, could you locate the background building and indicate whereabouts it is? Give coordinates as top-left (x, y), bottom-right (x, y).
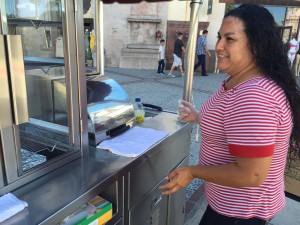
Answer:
top-left (285, 7), bottom-right (300, 38)
top-left (84, 0), bottom-right (300, 72)
top-left (84, 0), bottom-right (225, 72)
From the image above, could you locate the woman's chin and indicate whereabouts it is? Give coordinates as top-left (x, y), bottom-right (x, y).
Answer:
top-left (217, 65), bottom-right (227, 73)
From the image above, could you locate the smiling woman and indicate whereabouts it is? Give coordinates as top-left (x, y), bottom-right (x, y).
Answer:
top-left (160, 4), bottom-right (300, 225)
top-left (216, 16), bottom-right (261, 86)
top-left (220, 0), bottom-right (300, 7)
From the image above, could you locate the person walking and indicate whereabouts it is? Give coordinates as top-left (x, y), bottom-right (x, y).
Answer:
top-left (287, 34), bottom-right (299, 68)
top-left (157, 39), bottom-right (166, 75)
top-left (294, 46), bottom-right (300, 76)
top-left (168, 32), bottom-right (185, 77)
top-left (160, 4), bottom-right (300, 225)
top-left (194, 30), bottom-right (211, 76)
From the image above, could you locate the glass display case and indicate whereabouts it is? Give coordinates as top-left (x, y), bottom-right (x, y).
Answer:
top-left (0, 0), bottom-right (85, 192)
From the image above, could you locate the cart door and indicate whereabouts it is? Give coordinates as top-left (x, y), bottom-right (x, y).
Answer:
top-left (0, 35), bottom-right (10, 189)
top-left (0, 0), bottom-right (83, 191)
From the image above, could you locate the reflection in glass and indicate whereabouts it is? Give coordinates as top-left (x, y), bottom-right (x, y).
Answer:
top-left (20, 120), bottom-right (69, 171)
top-left (5, 0), bottom-right (71, 172)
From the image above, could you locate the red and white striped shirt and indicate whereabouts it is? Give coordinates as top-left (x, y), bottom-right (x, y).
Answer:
top-left (199, 76), bottom-right (293, 220)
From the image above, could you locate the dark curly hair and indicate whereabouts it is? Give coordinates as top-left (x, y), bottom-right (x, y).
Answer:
top-left (225, 4), bottom-right (300, 161)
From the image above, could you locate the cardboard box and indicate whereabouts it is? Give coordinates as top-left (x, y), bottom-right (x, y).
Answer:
top-left (284, 159), bottom-right (300, 197)
top-left (77, 196), bottom-right (112, 225)
top-left (60, 196), bottom-right (112, 225)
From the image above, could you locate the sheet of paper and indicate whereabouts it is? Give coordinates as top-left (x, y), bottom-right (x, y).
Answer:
top-left (97, 126), bottom-right (169, 157)
top-left (0, 193), bottom-right (28, 223)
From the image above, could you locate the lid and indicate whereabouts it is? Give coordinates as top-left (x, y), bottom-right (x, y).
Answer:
top-left (135, 97), bottom-right (141, 102)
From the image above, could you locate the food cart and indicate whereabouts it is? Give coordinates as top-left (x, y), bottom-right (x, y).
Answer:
top-left (0, 0), bottom-right (200, 224)
top-left (3, 0), bottom-right (300, 224)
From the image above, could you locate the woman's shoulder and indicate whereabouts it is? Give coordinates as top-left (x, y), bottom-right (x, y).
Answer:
top-left (257, 77), bottom-right (285, 96)
top-left (237, 76), bottom-right (286, 104)
top-left (237, 76), bottom-right (280, 92)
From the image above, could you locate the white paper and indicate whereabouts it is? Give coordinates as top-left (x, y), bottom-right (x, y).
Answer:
top-left (0, 193), bottom-right (28, 223)
top-left (97, 126), bottom-right (169, 157)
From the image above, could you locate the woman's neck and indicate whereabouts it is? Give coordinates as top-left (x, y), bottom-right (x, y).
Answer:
top-left (225, 64), bottom-right (261, 90)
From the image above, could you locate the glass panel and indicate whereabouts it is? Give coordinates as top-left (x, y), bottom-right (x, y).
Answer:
top-left (7, 0), bottom-right (62, 21)
top-left (5, 0), bottom-right (71, 172)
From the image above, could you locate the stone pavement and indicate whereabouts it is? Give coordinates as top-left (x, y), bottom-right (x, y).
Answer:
top-left (185, 195), bottom-right (300, 225)
top-left (104, 67), bottom-right (300, 225)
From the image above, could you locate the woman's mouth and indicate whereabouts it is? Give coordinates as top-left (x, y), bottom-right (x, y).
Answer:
top-left (218, 54), bottom-right (229, 59)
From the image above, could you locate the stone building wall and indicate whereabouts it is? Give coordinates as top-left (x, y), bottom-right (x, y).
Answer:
top-left (285, 7), bottom-right (300, 38)
top-left (84, 0), bottom-right (225, 70)
top-left (102, 3), bottom-right (132, 67)
top-left (165, 21), bottom-right (210, 70)
top-left (102, 2), bottom-right (169, 69)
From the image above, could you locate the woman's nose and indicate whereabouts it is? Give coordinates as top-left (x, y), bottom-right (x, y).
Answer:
top-left (215, 39), bottom-right (224, 51)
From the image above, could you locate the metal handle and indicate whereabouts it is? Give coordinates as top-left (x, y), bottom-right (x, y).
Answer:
top-left (6, 35), bottom-right (29, 125)
top-left (152, 195), bottom-right (162, 208)
top-left (0, 35), bottom-right (13, 129)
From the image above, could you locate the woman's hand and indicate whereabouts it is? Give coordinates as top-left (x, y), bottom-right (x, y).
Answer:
top-left (177, 100), bottom-right (199, 123)
top-left (159, 166), bottom-right (194, 195)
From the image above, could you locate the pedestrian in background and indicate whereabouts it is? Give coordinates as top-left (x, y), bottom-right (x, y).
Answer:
top-left (194, 30), bottom-right (211, 76)
top-left (160, 4), bottom-right (300, 225)
top-left (293, 46), bottom-right (300, 76)
top-left (157, 39), bottom-right (166, 75)
top-left (168, 32), bottom-right (185, 77)
top-left (287, 33), bottom-right (299, 68)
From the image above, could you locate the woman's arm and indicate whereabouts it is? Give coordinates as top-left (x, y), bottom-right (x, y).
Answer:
top-left (159, 156), bottom-right (272, 195)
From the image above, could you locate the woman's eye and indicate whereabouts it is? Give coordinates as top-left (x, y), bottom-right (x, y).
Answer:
top-left (226, 37), bottom-right (234, 42)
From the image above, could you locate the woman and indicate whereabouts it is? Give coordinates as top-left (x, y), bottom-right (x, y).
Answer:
top-left (287, 34), bottom-right (299, 68)
top-left (293, 47), bottom-right (300, 76)
top-left (160, 4), bottom-right (300, 225)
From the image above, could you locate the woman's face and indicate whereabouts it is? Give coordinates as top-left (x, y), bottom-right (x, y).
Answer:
top-left (216, 16), bottom-right (255, 76)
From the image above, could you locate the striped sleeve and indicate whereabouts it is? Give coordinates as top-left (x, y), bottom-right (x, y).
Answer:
top-left (224, 87), bottom-right (279, 158)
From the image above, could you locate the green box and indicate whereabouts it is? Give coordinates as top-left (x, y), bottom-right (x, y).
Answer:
top-left (77, 202), bottom-right (112, 225)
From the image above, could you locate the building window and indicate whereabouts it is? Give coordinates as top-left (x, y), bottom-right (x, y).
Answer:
top-left (207, 0), bottom-right (213, 15)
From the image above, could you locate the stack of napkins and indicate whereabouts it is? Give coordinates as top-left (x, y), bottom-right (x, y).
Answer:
top-left (0, 193), bottom-right (28, 223)
top-left (98, 126), bottom-right (169, 157)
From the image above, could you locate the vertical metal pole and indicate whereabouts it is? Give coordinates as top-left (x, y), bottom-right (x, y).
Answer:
top-left (183, 0), bottom-right (201, 102)
top-left (96, 0), bottom-right (104, 75)
top-left (0, 0), bottom-right (8, 34)
top-left (297, 17), bottom-right (300, 40)
top-left (75, 0), bottom-right (89, 149)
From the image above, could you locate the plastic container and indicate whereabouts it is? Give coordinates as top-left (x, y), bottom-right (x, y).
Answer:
top-left (134, 98), bottom-right (145, 124)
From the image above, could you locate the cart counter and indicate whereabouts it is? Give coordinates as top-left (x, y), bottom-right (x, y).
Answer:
top-left (3, 112), bottom-right (192, 225)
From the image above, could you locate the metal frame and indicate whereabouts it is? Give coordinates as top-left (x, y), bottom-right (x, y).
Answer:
top-left (96, 0), bottom-right (105, 74)
top-left (183, 0), bottom-right (202, 102)
top-left (75, 0), bottom-right (89, 150)
top-left (0, 0), bottom-right (22, 183)
top-left (0, 0), bottom-right (86, 192)
top-left (63, 0), bottom-right (81, 151)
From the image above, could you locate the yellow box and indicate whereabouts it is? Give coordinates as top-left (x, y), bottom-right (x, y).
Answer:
top-left (76, 196), bottom-right (112, 225)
